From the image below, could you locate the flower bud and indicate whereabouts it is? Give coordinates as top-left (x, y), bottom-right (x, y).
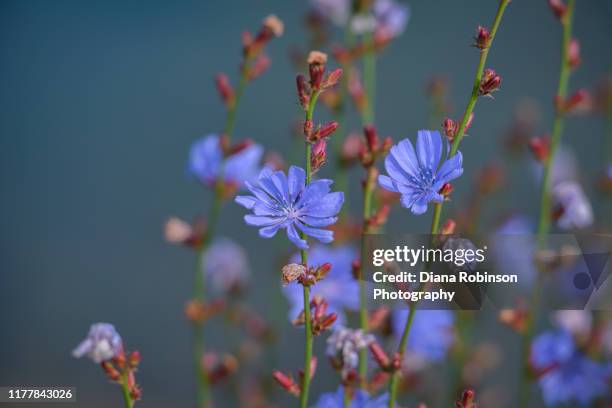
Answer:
top-left (308, 51), bottom-right (328, 90)
top-left (548, 0), bottom-right (567, 20)
top-left (568, 38), bottom-right (580, 69)
top-left (282, 263), bottom-right (306, 286)
top-left (474, 26), bottom-right (490, 50)
top-left (262, 14), bottom-right (284, 37)
top-left (369, 342), bottom-right (390, 370)
top-left (164, 217), bottom-right (193, 245)
top-left (498, 309), bottom-right (528, 333)
top-left (215, 73), bottom-right (234, 107)
top-left (311, 139), bottom-right (327, 173)
top-left (364, 125), bottom-right (379, 152)
top-left (323, 68), bottom-right (343, 89)
top-left (528, 137), bottom-right (550, 162)
top-left (557, 88), bottom-right (590, 113)
top-left (443, 118), bottom-right (457, 141)
top-left (272, 371), bottom-right (300, 396)
top-left (439, 183), bottom-right (453, 198)
top-left (340, 133), bottom-right (363, 166)
top-left (309, 121), bottom-right (339, 142)
top-left (456, 388), bottom-right (477, 408)
top-left (315, 262), bottom-right (332, 280)
top-left (128, 351), bottom-right (141, 369)
top-left (296, 74), bottom-right (310, 109)
top-left (479, 69), bottom-right (501, 97)
top-left (440, 219), bottom-right (457, 235)
top-left (247, 54), bottom-right (271, 80)
top-left (101, 361), bottom-right (121, 382)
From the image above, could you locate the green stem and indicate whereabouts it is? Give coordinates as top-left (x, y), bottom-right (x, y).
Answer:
top-left (299, 91), bottom-right (319, 408)
top-left (520, 3), bottom-right (576, 407)
top-left (192, 62), bottom-right (250, 408)
top-left (362, 33), bottom-right (376, 124)
top-left (537, 0), bottom-right (575, 239)
top-left (120, 372), bottom-right (134, 408)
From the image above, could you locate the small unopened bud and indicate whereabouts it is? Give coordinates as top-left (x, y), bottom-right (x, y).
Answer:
top-left (456, 388), bottom-right (477, 408)
top-left (311, 139), bottom-right (327, 174)
top-left (557, 88), bottom-right (590, 113)
top-left (364, 125), bottom-right (379, 152)
top-left (474, 26), bottom-right (490, 50)
top-left (443, 118), bottom-right (457, 141)
top-left (282, 263), bottom-right (306, 286)
top-left (101, 361), bottom-right (121, 382)
top-left (568, 39), bottom-right (580, 69)
top-left (128, 350), bottom-right (141, 369)
top-left (498, 308), bottom-right (528, 333)
top-left (225, 138), bottom-right (253, 157)
top-left (215, 73), bottom-right (234, 107)
top-left (309, 121), bottom-right (339, 142)
top-left (548, 0), bottom-right (567, 19)
top-left (381, 137), bottom-right (393, 154)
top-left (479, 69), bottom-right (501, 97)
top-left (308, 51), bottom-right (328, 90)
top-left (315, 262), bottom-right (332, 280)
top-left (369, 342), bottom-right (390, 369)
top-left (340, 134), bottom-right (363, 166)
top-left (323, 68), bottom-right (343, 89)
top-left (296, 74), bottom-right (310, 108)
top-left (440, 219), bottom-right (457, 235)
top-left (367, 204), bottom-right (390, 230)
top-left (248, 54), bottom-right (271, 80)
top-left (528, 137), bottom-right (550, 162)
top-left (439, 183), bottom-right (453, 198)
top-left (164, 217), bottom-right (193, 245)
top-left (262, 14), bottom-right (284, 37)
top-left (272, 371), bottom-right (300, 396)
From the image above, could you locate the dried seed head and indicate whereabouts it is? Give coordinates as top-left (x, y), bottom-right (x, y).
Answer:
top-left (307, 50), bottom-right (328, 65)
top-left (281, 263), bottom-right (306, 286)
top-left (263, 14), bottom-right (284, 37)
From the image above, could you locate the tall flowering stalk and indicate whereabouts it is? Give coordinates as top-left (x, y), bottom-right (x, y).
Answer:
top-left (168, 15), bottom-right (283, 408)
top-left (380, 1), bottom-right (510, 406)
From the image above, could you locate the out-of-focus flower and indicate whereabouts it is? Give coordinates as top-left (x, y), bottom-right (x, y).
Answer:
top-left (455, 389), bottom-right (477, 408)
top-left (552, 181), bottom-right (593, 230)
top-left (73, 323), bottom-right (123, 363)
top-left (391, 310), bottom-right (455, 364)
top-left (311, 0), bottom-right (350, 27)
top-left (283, 245), bottom-right (358, 324)
top-left (188, 134), bottom-right (263, 189)
top-left (553, 310), bottom-right (592, 339)
top-left (371, 0), bottom-right (410, 38)
top-left (378, 130), bottom-right (463, 215)
top-left (312, 386), bottom-right (389, 408)
top-left (235, 166), bottom-right (344, 249)
top-left (568, 38), bottom-right (581, 69)
top-left (491, 215), bottom-right (537, 288)
top-left (327, 327), bottom-right (375, 376)
top-left (530, 330), bottom-right (610, 406)
top-left (202, 238), bottom-right (250, 293)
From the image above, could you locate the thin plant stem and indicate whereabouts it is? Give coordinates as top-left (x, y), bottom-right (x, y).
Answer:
top-left (191, 63), bottom-right (250, 408)
top-left (299, 90), bottom-right (320, 408)
top-left (520, 2), bottom-right (576, 406)
top-left (363, 33), bottom-right (376, 124)
top-left (386, 2), bottom-right (509, 406)
top-left (120, 372), bottom-right (134, 408)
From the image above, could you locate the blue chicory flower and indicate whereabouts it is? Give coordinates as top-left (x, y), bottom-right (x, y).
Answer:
top-left (235, 166), bottom-right (344, 250)
top-left (72, 323), bottom-right (123, 363)
top-left (283, 245), bottom-right (359, 324)
top-left (311, 0), bottom-right (350, 27)
top-left (378, 130), bottom-right (463, 215)
top-left (551, 181), bottom-right (593, 230)
top-left (326, 327), bottom-right (375, 376)
top-left (531, 330), bottom-right (611, 406)
top-left (312, 386), bottom-right (389, 408)
top-left (188, 134), bottom-right (263, 189)
top-left (392, 310), bottom-right (455, 363)
top-left (372, 0), bottom-right (410, 38)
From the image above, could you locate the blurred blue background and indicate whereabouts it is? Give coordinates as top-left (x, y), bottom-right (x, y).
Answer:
top-left (0, 0), bottom-right (610, 406)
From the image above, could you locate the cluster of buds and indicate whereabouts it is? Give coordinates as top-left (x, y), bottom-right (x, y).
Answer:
top-left (273, 358), bottom-right (317, 397)
top-left (555, 88), bottom-right (591, 114)
top-left (297, 51), bottom-right (342, 107)
top-left (292, 296), bottom-right (337, 335)
top-left (443, 113), bottom-right (474, 143)
top-left (359, 125), bottom-right (392, 167)
top-left (455, 389), bottom-right (477, 408)
top-left (164, 216), bottom-right (206, 249)
top-left (473, 26), bottom-right (490, 50)
top-left (311, 139), bottom-right (327, 174)
top-left (281, 262), bottom-right (331, 287)
top-left (478, 69), bottom-right (502, 97)
top-left (368, 341), bottom-right (401, 373)
top-left (202, 352), bottom-right (239, 385)
top-left (184, 298), bottom-right (225, 324)
top-left (101, 350), bottom-right (142, 402)
top-left (528, 136), bottom-right (550, 163)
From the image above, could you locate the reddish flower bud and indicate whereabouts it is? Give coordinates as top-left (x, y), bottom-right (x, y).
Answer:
top-left (308, 51), bottom-right (328, 90)
top-left (225, 138), bottom-right (253, 157)
top-left (528, 137), bottom-right (550, 162)
top-left (101, 361), bottom-right (121, 382)
top-left (381, 137), bottom-right (393, 154)
top-left (474, 26), bottom-right (490, 50)
top-left (548, 0), bottom-right (567, 20)
top-left (272, 371), bottom-right (300, 396)
top-left (323, 68), bottom-right (343, 89)
top-left (309, 121), bottom-right (339, 142)
top-left (352, 260), bottom-right (361, 280)
top-left (498, 309), bottom-right (528, 333)
top-left (315, 262), bottom-right (332, 280)
top-left (369, 342), bottom-right (390, 369)
top-left (128, 351), bottom-right (141, 369)
top-left (439, 183), bottom-right (453, 198)
top-left (311, 139), bottom-right (328, 173)
top-left (568, 38), bottom-right (581, 69)
top-left (557, 88), bottom-right (590, 113)
top-left (296, 74), bottom-right (310, 109)
top-left (299, 357), bottom-right (318, 381)
top-left (368, 306), bottom-right (390, 331)
top-left (456, 388), bottom-right (477, 408)
top-left (464, 112), bottom-right (475, 132)
top-left (215, 73), bottom-right (234, 107)
top-left (248, 54), bottom-right (271, 80)
top-left (367, 204), bottom-right (390, 230)
top-left (443, 118), bottom-right (458, 141)
top-left (340, 133), bottom-right (363, 166)
top-left (364, 125), bottom-right (379, 152)
top-left (303, 119), bottom-right (314, 139)
top-left (440, 219), bottom-right (457, 235)
top-left (262, 14), bottom-right (284, 37)
top-left (479, 69), bottom-right (501, 97)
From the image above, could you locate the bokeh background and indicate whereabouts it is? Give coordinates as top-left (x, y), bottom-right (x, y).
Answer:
top-left (0, 0), bottom-right (610, 407)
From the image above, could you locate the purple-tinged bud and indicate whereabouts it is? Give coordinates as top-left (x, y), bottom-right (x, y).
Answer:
top-left (281, 263), bottom-right (306, 286)
top-left (474, 26), bottom-right (490, 50)
top-left (478, 69), bottom-right (501, 97)
top-left (307, 51), bottom-right (328, 90)
top-left (296, 74), bottom-right (310, 109)
top-left (568, 39), bottom-right (581, 69)
top-left (528, 137), bottom-right (550, 163)
top-left (272, 371), bottom-right (300, 396)
top-left (215, 73), bottom-right (234, 107)
top-left (464, 112), bottom-right (475, 132)
top-left (548, 0), bottom-right (567, 20)
top-left (381, 137), bottom-right (393, 154)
